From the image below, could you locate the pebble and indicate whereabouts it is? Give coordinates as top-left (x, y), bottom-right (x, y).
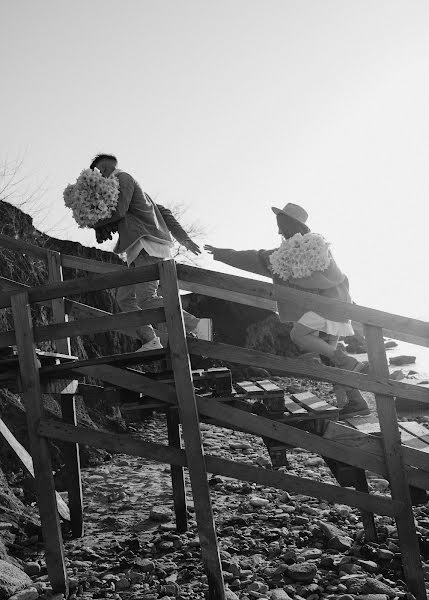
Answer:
top-left (149, 506), bottom-right (173, 521)
top-left (8, 589), bottom-right (39, 600)
top-left (287, 562), bottom-right (317, 582)
top-left (23, 563), bottom-right (40, 577)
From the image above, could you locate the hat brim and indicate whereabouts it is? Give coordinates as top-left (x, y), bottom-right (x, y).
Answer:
top-left (271, 206), bottom-right (283, 215)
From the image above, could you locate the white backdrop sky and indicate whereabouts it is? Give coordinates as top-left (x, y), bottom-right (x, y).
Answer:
top-left (1, 1), bottom-right (429, 321)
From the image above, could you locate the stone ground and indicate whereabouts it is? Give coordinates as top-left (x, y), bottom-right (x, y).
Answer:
top-left (6, 376), bottom-right (429, 600)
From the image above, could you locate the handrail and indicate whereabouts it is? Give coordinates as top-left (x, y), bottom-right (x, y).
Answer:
top-left (177, 265), bottom-right (429, 343)
top-left (1, 233), bottom-right (428, 343)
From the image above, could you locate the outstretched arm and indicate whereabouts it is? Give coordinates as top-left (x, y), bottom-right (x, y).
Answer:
top-left (157, 204), bottom-right (201, 255)
top-left (205, 245), bottom-right (273, 278)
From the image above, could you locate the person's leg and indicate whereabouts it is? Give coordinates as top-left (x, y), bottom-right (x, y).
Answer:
top-left (290, 323), bottom-right (364, 372)
top-left (115, 253), bottom-right (160, 344)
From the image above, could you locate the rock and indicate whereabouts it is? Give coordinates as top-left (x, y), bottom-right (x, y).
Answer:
top-left (0, 561), bottom-right (32, 600)
top-left (287, 562), bottom-right (317, 582)
top-left (23, 563), bottom-right (40, 577)
top-left (8, 589), bottom-right (39, 600)
top-left (270, 590), bottom-right (293, 600)
top-left (390, 369), bottom-right (406, 381)
top-left (134, 558), bottom-right (155, 572)
top-left (357, 559), bottom-right (380, 573)
top-left (225, 589), bottom-right (240, 600)
top-left (328, 535), bottom-right (353, 551)
top-left (149, 506), bottom-right (173, 522)
top-left (363, 577), bottom-right (397, 597)
top-left (389, 355), bottom-right (416, 366)
top-left (115, 578), bottom-right (130, 591)
top-left (384, 341), bottom-right (398, 349)
top-left (249, 496), bottom-right (270, 508)
top-left (376, 548), bottom-right (394, 560)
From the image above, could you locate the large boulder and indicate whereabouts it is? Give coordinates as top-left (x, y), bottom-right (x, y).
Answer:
top-left (0, 560), bottom-right (32, 600)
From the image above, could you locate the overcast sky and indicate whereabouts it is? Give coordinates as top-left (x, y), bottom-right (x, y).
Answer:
top-left (2, 0), bottom-right (429, 321)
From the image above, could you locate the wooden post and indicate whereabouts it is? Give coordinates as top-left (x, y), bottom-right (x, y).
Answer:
top-left (364, 324), bottom-right (426, 600)
top-left (47, 250), bottom-right (84, 538)
top-left (159, 260), bottom-right (225, 600)
top-left (60, 394), bottom-right (83, 538)
top-left (166, 407), bottom-right (188, 532)
top-left (354, 468), bottom-right (377, 542)
top-left (11, 292), bottom-right (68, 595)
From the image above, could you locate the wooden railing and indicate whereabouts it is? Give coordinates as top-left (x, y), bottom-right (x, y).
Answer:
top-left (0, 233), bottom-right (429, 600)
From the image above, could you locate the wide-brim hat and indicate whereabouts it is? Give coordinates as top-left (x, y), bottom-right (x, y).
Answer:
top-left (271, 203), bottom-right (308, 225)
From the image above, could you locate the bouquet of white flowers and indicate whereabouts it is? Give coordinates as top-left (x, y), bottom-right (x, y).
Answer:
top-left (63, 168), bottom-right (120, 228)
top-left (269, 232), bottom-right (331, 282)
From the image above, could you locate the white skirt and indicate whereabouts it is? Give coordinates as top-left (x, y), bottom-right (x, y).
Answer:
top-left (297, 311), bottom-right (354, 337)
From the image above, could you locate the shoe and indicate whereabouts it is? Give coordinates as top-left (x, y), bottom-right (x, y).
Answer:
top-left (338, 388), bottom-right (370, 418)
top-left (137, 337), bottom-right (163, 352)
top-left (332, 347), bottom-right (364, 372)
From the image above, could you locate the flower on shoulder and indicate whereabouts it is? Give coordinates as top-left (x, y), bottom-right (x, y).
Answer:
top-left (269, 232), bottom-right (331, 281)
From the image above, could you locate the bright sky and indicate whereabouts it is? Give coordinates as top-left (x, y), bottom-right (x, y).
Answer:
top-left (2, 0), bottom-right (429, 321)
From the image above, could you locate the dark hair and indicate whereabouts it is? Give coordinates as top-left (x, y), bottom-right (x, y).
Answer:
top-left (277, 213), bottom-right (310, 238)
top-left (90, 154), bottom-right (118, 170)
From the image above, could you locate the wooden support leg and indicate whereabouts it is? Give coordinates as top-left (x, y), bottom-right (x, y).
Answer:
top-left (364, 324), bottom-right (426, 600)
top-left (11, 293), bottom-right (68, 596)
top-left (159, 260), bottom-right (225, 600)
top-left (166, 407), bottom-right (187, 532)
top-left (353, 468), bottom-right (377, 542)
top-left (60, 394), bottom-right (83, 538)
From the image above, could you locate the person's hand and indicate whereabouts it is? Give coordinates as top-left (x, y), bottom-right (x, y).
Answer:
top-left (95, 225), bottom-right (113, 243)
top-left (204, 244), bottom-right (217, 255)
top-left (182, 238), bottom-right (201, 255)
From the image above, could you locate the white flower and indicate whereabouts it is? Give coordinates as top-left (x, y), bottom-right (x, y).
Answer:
top-left (63, 168), bottom-right (120, 228)
top-left (269, 232), bottom-right (331, 281)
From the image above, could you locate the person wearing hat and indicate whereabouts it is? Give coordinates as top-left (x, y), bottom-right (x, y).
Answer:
top-left (204, 202), bottom-right (369, 417)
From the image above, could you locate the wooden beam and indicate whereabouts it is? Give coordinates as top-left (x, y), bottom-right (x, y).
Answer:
top-left (0, 308), bottom-right (166, 348)
top-left (166, 408), bottom-right (187, 532)
top-left (364, 324), bottom-right (426, 600)
top-left (38, 419), bottom-right (403, 518)
top-left (159, 260), bottom-right (225, 600)
top-left (47, 250), bottom-right (71, 355)
top-left (60, 395), bottom-right (83, 538)
top-left (0, 417), bottom-right (70, 520)
top-left (61, 254), bottom-right (125, 273)
top-left (11, 293), bottom-right (68, 595)
top-left (187, 338), bottom-right (429, 405)
top-left (0, 263), bottom-right (159, 309)
top-left (177, 264), bottom-right (429, 343)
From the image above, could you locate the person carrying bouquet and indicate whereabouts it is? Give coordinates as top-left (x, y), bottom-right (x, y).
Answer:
top-left (204, 203), bottom-right (369, 417)
top-left (64, 153), bottom-right (201, 350)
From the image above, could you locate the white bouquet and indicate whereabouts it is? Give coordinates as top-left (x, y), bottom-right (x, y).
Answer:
top-left (269, 232), bottom-right (331, 282)
top-left (63, 168), bottom-right (120, 228)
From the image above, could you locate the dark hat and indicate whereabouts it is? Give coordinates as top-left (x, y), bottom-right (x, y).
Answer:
top-left (271, 203), bottom-right (308, 224)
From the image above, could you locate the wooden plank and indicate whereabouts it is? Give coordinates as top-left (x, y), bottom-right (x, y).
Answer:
top-left (159, 260), bottom-right (225, 600)
top-left (256, 380), bottom-right (284, 395)
top-left (292, 391), bottom-right (337, 413)
top-left (352, 321), bottom-right (429, 349)
top-left (0, 417), bottom-right (70, 520)
top-left (364, 324), bottom-right (426, 600)
top-left (235, 381), bottom-right (264, 395)
top-left (47, 250), bottom-right (71, 356)
top-left (60, 395), bottom-right (83, 538)
top-left (324, 421), bottom-right (429, 486)
top-left (0, 233), bottom-right (49, 259)
top-left (69, 364), bottom-right (390, 478)
top-left (187, 338), bottom-right (429, 405)
top-left (353, 468), bottom-right (378, 542)
top-left (0, 263), bottom-right (159, 309)
top-left (11, 293), bottom-right (68, 595)
top-left (283, 396), bottom-right (308, 415)
top-left (38, 419), bottom-right (403, 518)
top-left (398, 422), bottom-right (429, 452)
top-left (345, 415), bottom-right (381, 434)
top-left (61, 254), bottom-right (126, 273)
top-left (166, 408), bottom-right (187, 533)
top-left (177, 264), bottom-right (429, 343)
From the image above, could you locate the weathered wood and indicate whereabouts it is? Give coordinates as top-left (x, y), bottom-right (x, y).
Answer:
top-left (235, 381), bottom-right (265, 395)
top-left (291, 391), bottom-right (337, 413)
top-left (364, 324), bottom-right (426, 600)
top-left (38, 419), bottom-right (403, 517)
top-left (47, 250), bottom-right (71, 355)
top-left (0, 417), bottom-right (70, 520)
top-left (177, 264), bottom-right (429, 342)
top-left (61, 254), bottom-right (126, 273)
top-left (283, 396), bottom-right (308, 415)
top-left (398, 421), bottom-right (429, 451)
top-left (159, 260), bottom-right (225, 600)
top-left (256, 380), bottom-right (284, 395)
top-left (187, 338), bottom-right (429, 405)
top-left (353, 468), bottom-right (378, 542)
top-left (65, 364), bottom-right (390, 479)
top-left (166, 408), bottom-right (187, 532)
top-left (11, 293), bottom-right (68, 595)
top-left (60, 395), bottom-right (83, 538)
top-left (0, 263), bottom-right (159, 309)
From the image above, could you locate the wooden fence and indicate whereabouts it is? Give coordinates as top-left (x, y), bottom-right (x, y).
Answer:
top-left (0, 233), bottom-right (428, 600)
